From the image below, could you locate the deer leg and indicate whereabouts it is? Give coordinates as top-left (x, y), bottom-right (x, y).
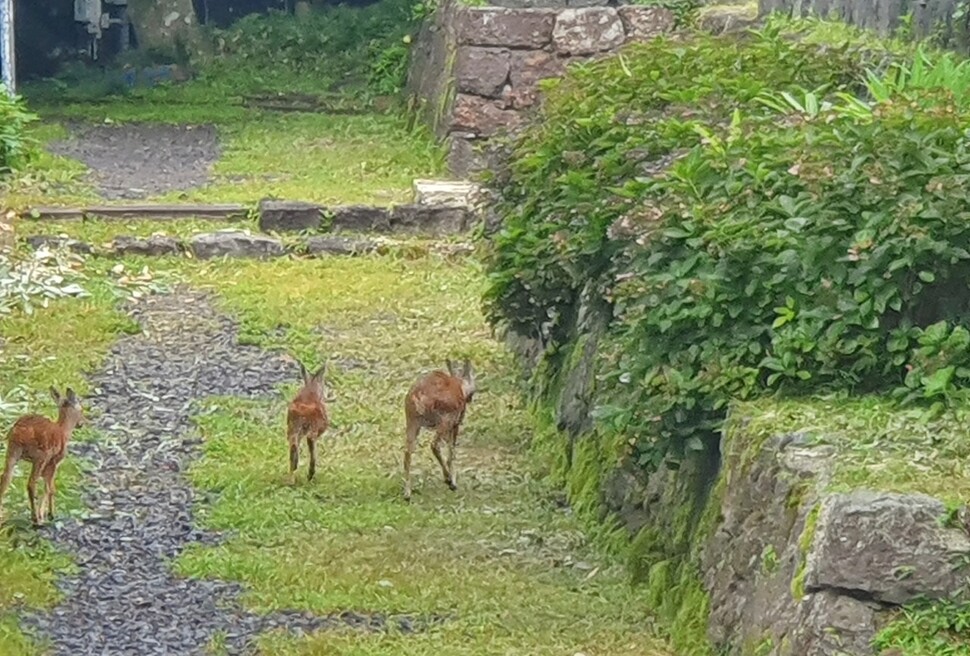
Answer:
top-left (0, 446), bottom-right (21, 522)
top-left (307, 436), bottom-right (317, 483)
top-left (27, 463), bottom-right (42, 526)
top-left (42, 461), bottom-right (58, 522)
top-left (403, 419), bottom-right (419, 502)
top-left (445, 426), bottom-right (459, 491)
top-left (431, 431), bottom-right (455, 492)
top-left (288, 437), bottom-right (300, 486)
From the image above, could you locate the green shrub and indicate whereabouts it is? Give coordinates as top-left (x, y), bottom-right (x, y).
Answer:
top-left (0, 88), bottom-right (38, 175)
top-left (200, 0), bottom-right (421, 96)
top-left (482, 23), bottom-right (886, 348)
top-left (483, 21), bottom-right (970, 469)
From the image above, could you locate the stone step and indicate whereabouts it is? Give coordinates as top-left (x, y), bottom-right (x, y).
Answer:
top-left (20, 178), bottom-right (483, 237)
top-left (412, 179), bottom-right (480, 207)
top-left (20, 230), bottom-right (475, 260)
top-left (24, 204), bottom-right (249, 222)
top-left (256, 199), bottom-right (476, 236)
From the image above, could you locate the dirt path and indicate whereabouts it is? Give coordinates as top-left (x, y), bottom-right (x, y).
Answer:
top-left (46, 123), bottom-right (220, 201)
top-left (22, 290), bottom-right (438, 654)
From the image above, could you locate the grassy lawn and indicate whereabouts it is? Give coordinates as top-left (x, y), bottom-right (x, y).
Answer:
top-left (0, 264), bottom-right (137, 653)
top-left (174, 255), bottom-right (672, 655)
top-left (0, 242), bottom-right (672, 655)
top-left (727, 396), bottom-right (970, 505)
top-left (3, 96), bottom-right (445, 211)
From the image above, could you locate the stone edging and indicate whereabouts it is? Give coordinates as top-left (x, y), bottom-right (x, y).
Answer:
top-left (23, 231), bottom-right (475, 260)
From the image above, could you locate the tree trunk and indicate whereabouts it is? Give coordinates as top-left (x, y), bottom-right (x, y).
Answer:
top-left (127, 0), bottom-right (201, 56)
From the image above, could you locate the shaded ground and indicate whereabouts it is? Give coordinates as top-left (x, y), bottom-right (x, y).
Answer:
top-left (46, 123), bottom-right (221, 201)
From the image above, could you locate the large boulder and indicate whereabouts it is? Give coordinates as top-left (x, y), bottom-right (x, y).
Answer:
top-left (805, 491), bottom-right (970, 604)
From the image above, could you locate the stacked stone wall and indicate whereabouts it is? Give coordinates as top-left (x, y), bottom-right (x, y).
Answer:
top-left (406, 1), bottom-right (675, 175)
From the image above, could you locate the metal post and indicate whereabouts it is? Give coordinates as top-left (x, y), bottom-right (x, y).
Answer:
top-left (0, 0), bottom-right (14, 95)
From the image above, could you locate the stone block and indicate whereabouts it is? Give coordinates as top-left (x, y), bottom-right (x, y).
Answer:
top-left (112, 235), bottom-right (183, 256)
top-left (617, 6), bottom-right (676, 40)
top-left (510, 50), bottom-right (568, 92)
top-left (305, 236), bottom-right (379, 256)
top-left (257, 199), bottom-right (322, 233)
top-left (451, 94), bottom-right (523, 137)
top-left (328, 206), bottom-right (392, 232)
top-left (190, 230), bottom-right (286, 259)
top-left (390, 205), bottom-right (471, 236)
top-left (412, 179), bottom-right (478, 207)
top-left (456, 7), bottom-right (556, 48)
top-left (788, 591), bottom-right (880, 656)
top-left (456, 47), bottom-right (511, 98)
top-left (805, 491), bottom-right (970, 604)
top-left (24, 235), bottom-right (94, 255)
top-left (552, 8), bottom-right (625, 55)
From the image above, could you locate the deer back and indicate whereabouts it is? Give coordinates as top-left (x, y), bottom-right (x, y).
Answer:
top-left (406, 370), bottom-right (468, 429)
top-left (287, 361), bottom-right (330, 431)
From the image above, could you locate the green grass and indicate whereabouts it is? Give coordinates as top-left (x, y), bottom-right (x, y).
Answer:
top-left (727, 395), bottom-right (970, 504)
top-left (3, 102), bottom-right (445, 211)
top-left (17, 218), bottom-right (241, 245)
top-left (0, 272), bottom-right (135, 654)
top-left (162, 255), bottom-right (672, 655)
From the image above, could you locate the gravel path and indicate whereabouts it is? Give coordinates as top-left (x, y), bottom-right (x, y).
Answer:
top-left (21, 289), bottom-right (437, 655)
top-left (47, 122), bottom-right (220, 201)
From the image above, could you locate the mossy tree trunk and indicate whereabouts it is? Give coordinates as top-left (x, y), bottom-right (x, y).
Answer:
top-left (127, 0), bottom-right (202, 57)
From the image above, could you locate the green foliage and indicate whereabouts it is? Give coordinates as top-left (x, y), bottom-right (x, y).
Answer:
top-left (864, 42), bottom-right (970, 106)
top-left (199, 0), bottom-right (422, 97)
top-left (483, 22), bottom-right (970, 470)
top-left (482, 24), bottom-right (881, 348)
top-left (26, 0), bottom-right (425, 102)
top-left (0, 88), bottom-right (38, 175)
top-left (627, 0), bottom-right (702, 28)
top-left (874, 599), bottom-right (970, 655)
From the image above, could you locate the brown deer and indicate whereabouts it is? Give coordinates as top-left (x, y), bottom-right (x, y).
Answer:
top-left (0, 387), bottom-right (85, 526)
top-left (403, 359), bottom-right (476, 502)
top-left (286, 360), bottom-right (330, 484)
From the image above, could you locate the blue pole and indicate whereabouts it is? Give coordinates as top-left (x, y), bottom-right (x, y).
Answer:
top-left (0, 0), bottom-right (14, 95)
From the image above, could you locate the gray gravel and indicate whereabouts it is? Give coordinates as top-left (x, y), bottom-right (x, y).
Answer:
top-left (47, 122), bottom-right (220, 200)
top-left (20, 289), bottom-right (443, 655)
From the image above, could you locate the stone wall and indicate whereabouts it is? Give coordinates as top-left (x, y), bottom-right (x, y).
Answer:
top-left (513, 284), bottom-right (970, 655)
top-left (406, 1), bottom-right (675, 176)
top-left (758, 0), bottom-right (957, 39)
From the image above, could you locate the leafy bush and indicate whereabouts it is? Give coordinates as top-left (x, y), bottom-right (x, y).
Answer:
top-left (0, 88), bottom-right (38, 175)
top-left (483, 21), bottom-right (970, 469)
top-left (201, 0), bottom-right (421, 96)
top-left (484, 22), bottom-right (885, 346)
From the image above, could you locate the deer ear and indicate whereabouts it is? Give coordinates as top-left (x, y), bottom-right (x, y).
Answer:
top-left (49, 386), bottom-right (61, 403)
top-left (298, 360), bottom-right (309, 383)
top-left (312, 362), bottom-right (328, 383)
top-left (446, 359), bottom-right (455, 376)
top-left (65, 388), bottom-right (78, 404)
top-left (462, 359), bottom-right (472, 378)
